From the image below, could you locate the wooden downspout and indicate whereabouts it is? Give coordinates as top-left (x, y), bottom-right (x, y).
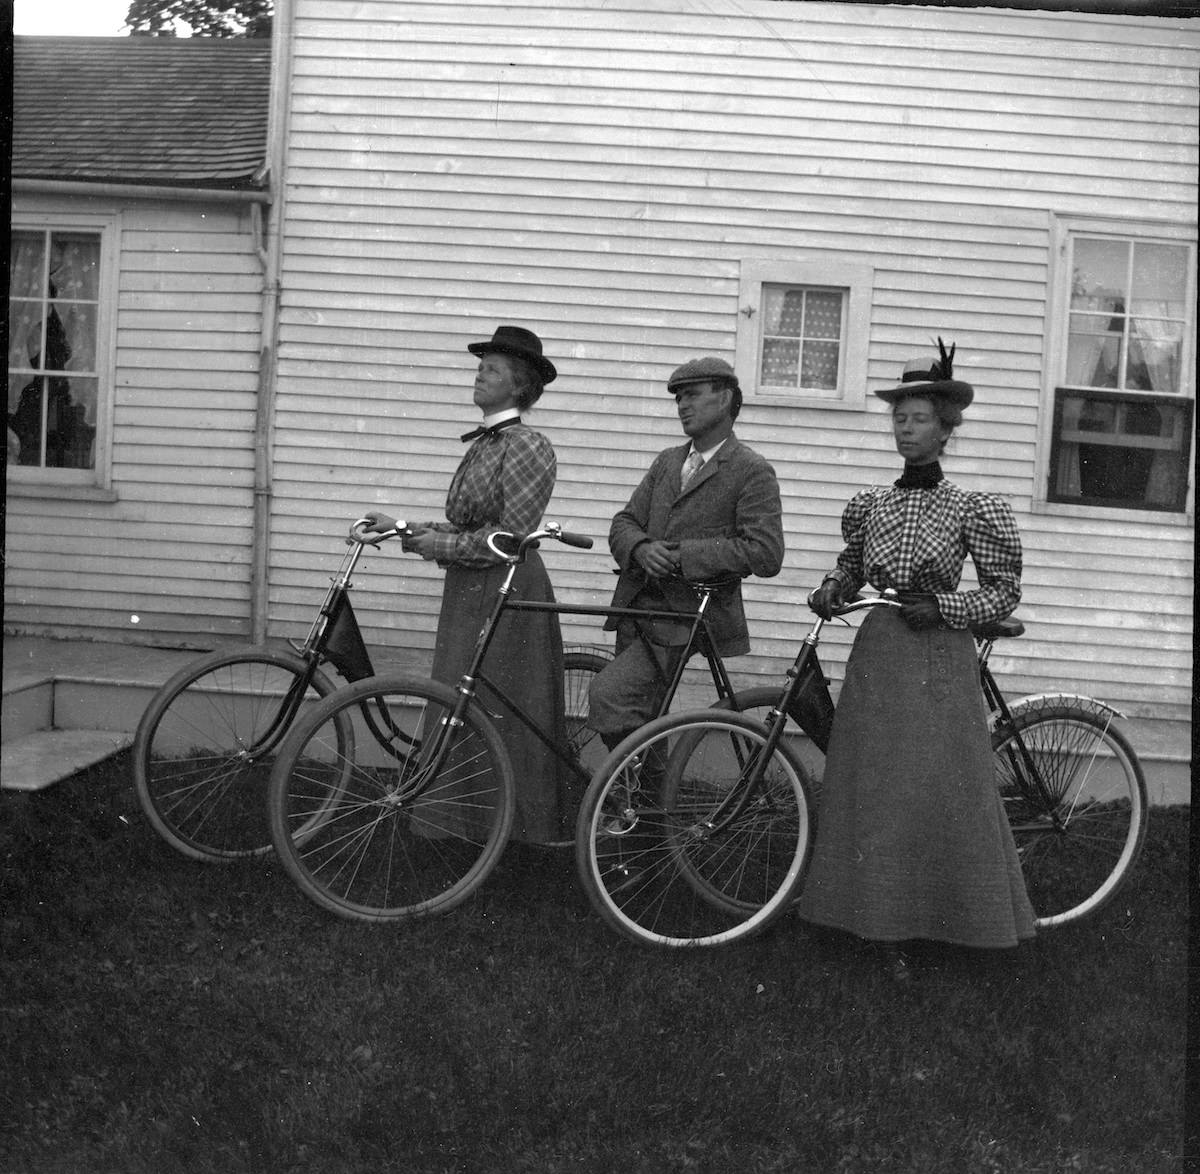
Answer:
top-left (249, 0), bottom-right (295, 644)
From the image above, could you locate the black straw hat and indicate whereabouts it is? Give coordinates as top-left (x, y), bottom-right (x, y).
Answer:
top-left (874, 338), bottom-right (973, 407)
top-left (467, 325), bottom-right (557, 384)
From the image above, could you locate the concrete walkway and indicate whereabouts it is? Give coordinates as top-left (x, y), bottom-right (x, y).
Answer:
top-left (1, 633), bottom-right (1192, 803)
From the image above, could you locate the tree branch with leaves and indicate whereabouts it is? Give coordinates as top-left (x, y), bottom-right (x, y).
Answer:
top-left (125, 0), bottom-right (272, 38)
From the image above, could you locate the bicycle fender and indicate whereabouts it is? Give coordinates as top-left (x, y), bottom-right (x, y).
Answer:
top-left (996, 692), bottom-right (1126, 726)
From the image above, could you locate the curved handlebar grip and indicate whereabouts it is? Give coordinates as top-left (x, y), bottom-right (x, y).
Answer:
top-left (557, 531), bottom-right (593, 550)
top-left (349, 518), bottom-right (408, 545)
top-left (833, 594), bottom-right (901, 616)
top-left (486, 531), bottom-right (517, 560)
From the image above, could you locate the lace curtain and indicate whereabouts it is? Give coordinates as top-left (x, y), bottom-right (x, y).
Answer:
top-left (7, 230), bottom-right (100, 469)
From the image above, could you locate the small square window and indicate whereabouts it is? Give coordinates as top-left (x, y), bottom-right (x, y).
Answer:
top-left (736, 260), bottom-right (872, 408)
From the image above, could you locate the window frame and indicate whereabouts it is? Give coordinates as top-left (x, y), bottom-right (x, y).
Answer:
top-left (7, 209), bottom-right (118, 495)
top-left (735, 259), bottom-right (874, 409)
top-left (1037, 216), bottom-right (1195, 522)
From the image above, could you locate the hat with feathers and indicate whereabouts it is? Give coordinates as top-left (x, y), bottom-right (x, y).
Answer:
top-left (874, 338), bottom-right (973, 407)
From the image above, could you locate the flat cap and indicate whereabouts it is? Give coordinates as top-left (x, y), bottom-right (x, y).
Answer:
top-left (667, 356), bottom-right (740, 393)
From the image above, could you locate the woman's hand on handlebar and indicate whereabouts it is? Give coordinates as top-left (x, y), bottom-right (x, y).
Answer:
top-left (360, 511), bottom-right (398, 535)
top-left (401, 528), bottom-right (437, 560)
top-left (808, 578), bottom-right (843, 620)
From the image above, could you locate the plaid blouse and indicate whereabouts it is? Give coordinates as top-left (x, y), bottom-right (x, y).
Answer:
top-left (825, 479), bottom-right (1022, 630)
top-left (424, 423), bottom-right (557, 569)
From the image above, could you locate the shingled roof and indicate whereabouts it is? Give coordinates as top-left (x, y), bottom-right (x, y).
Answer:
top-left (13, 36), bottom-right (271, 190)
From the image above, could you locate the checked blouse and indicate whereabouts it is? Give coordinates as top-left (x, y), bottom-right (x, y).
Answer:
top-left (425, 423), bottom-right (557, 569)
top-left (825, 479), bottom-right (1022, 630)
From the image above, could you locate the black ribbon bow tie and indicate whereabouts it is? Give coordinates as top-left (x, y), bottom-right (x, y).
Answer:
top-left (460, 417), bottom-right (522, 443)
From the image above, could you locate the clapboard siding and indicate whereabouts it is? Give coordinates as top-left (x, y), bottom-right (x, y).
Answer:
top-left (268, 0), bottom-right (1196, 721)
top-left (5, 195), bottom-right (263, 645)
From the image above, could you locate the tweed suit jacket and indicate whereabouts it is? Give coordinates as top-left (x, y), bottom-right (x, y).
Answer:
top-left (606, 434), bottom-right (784, 655)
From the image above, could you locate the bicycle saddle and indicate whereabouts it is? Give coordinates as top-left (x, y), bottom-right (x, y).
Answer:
top-left (972, 617), bottom-right (1025, 640)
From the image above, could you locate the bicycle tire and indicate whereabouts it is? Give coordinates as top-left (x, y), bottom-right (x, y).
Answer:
top-left (993, 704), bottom-right (1148, 929)
top-left (575, 710), bottom-right (812, 948)
top-left (268, 674), bottom-right (515, 922)
top-left (133, 647), bottom-right (353, 862)
top-left (563, 649), bottom-right (610, 777)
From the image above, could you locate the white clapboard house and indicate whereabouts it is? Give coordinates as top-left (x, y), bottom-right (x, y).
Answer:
top-left (6, 5), bottom-right (1196, 780)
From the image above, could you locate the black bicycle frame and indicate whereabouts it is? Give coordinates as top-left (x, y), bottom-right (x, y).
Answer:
top-left (465, 589), bottom-right (738, 788)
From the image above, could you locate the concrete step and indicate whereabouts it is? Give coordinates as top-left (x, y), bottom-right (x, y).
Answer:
top-left (1, 728), bottom-right (134, 792)
top-left (2, 678), bottom-right (54, 743)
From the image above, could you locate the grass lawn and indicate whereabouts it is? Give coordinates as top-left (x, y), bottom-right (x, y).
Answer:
top-left (1, 752), bottom-right (1189, 1173)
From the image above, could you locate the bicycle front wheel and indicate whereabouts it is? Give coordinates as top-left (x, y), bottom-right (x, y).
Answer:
top-left (133, 647), bottom-right (353, 861)
top-left (993, 704), bottom-right (1148, 929)
top-left (576, 711), bottom-right (813, 948)
top-left (268, 674), bottom-right (515, 922)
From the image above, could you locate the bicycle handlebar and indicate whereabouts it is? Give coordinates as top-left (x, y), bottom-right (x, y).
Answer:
top-left (804, 586), bottom-right (903, 619)
top-left (832, 592), bottom-right (902, 618)
top-left (486, 522), bottom-right (594, 562)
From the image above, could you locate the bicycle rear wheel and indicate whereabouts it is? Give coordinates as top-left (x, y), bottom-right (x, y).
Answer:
top-left (993, 704), bottom-right (1148, 929)
top-left (133, 648), bottom-right (352, 861)
top-left (575, 711), bottom-right (813, 948)
top-left (268, 674), bottom-right (515, 921)
top-left (563, 649), bottom-right (610, 779)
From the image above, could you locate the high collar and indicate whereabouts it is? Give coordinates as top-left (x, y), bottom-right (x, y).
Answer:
top-left (894, 460), bottom-right (944, 490)
top-left (460, 411), bottom-right (522, 443)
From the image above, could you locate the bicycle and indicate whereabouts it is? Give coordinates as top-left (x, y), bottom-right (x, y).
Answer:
top-left (133, 520), bottom-right (608, 862)
top-left (264, 524), bottom-right (818, 921)
top-left (574, 592), bottom-right (1148, 948)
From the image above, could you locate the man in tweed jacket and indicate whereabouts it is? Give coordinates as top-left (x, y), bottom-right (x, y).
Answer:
top-left (588, 357), bottom-right (785, 749)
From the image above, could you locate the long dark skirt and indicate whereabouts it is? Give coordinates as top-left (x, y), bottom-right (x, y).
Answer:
top-left (431, 551), bottom-right (567, 843)
top-left (796, 607), bottom-right (1036, 948)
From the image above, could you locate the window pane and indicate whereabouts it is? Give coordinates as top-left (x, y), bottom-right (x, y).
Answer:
top-left (1066, 315), bottom-right (1121, 388)
top-left (805, 290), bottom-right (842, 339)
top-left (51, 233), bottom-right (102, 302)
top-left (1050, 390), bottom-right (1192, 512)
top-left (9, 371), bottom-right (44, 465)
top-left (761, 338), bottom-right (799, 386)
top-left (1128, 319), bottom-right (1181, 394)
top-left (1071, 238), bottom-right (1130, 311)
top-left (8, 301), bottom-right (45, 375)
top-left (800, 340), bottom-right (840, 390)
top-left (58, 304), bottom-right (98, 374)
top-left (1131, 242), bottom-right (1188, 312)
top-left (10, 232), bottom-right (46, 299)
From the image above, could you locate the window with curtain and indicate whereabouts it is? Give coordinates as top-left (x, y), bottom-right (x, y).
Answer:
top-left (7, 228), bottom-right (102, 471)
top-left (759, 285), bottom-right (845, 393)
top-left (735, 260), bottom-right (873, 406)
top-left (1047, 234), bottom-right (1194, 512)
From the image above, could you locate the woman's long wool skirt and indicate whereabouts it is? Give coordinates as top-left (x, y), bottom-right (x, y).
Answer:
top-left (431, 551), bottom-right (568, 843)
top-left (796, 607), bottom-right (1036, 948)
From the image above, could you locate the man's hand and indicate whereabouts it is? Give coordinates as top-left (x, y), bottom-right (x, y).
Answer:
top-left (633, 539), bottom-right (681, 579)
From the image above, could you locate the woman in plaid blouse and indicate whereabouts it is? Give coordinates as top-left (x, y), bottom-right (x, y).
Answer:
top-left (799, 345), bottom-right (1035, 975)
top-left (365, 326), bottom-right (568, 844)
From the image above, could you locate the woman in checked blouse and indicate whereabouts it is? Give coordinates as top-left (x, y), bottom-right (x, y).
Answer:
top-left (802, 342), bottom-right (1035, 968)
top-left (364, 326), bottom-right (567, 843)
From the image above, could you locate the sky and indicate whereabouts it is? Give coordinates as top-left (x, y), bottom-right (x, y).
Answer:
top-left (13, 0), bottom-right (137, 36)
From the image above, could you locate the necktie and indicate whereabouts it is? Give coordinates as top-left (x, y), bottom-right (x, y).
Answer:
top-left (680, 450), bottom-right (703, 492)
top-left (460, 417), bottom-right (521, 443)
